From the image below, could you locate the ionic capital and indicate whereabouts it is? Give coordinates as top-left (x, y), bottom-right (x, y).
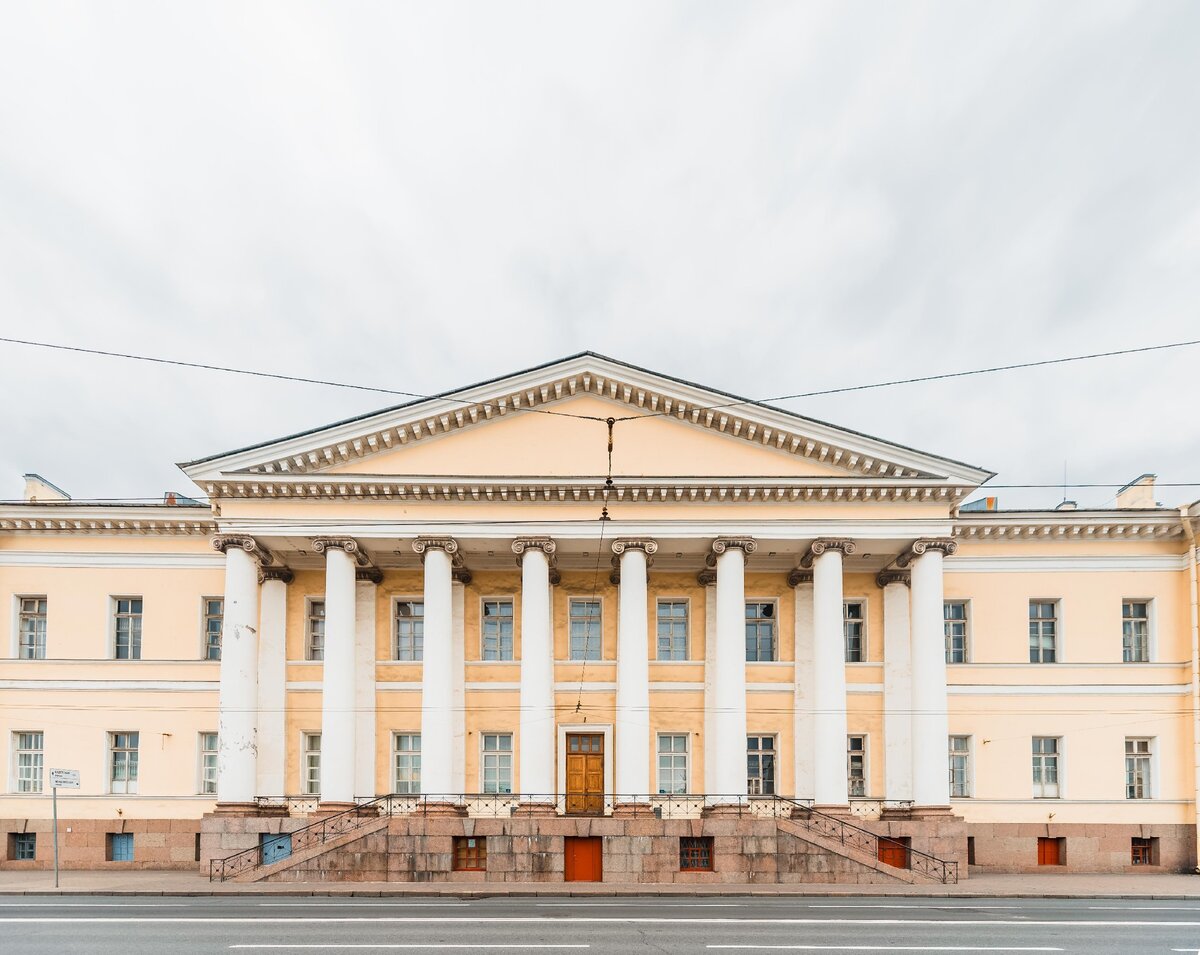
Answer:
top-left (798, 538), bottom-right (857, 568)
top-left (696, 568), bottom-right (718, 587)
top-left (212, 535), bottom-right (273, 564)
top-left (258, 566), bottom-right (294, 585)
top-left (611, 538), bottom-right (658, 557)
top-left (712, 536), bottom-right (757, 556)
top-left (312, 537), bottom-right (361, 556)
top-left (786, 569), bottom-right (814, 588)
top-left (356, 567), bottom-right (384, 585)
top-left (511, 537), bottom-right (557, 558)
top-left (411, 537), bottom-right (460, 558)
top-left (895, 537), bottom-right (958, 568)
top-left (875, 570), bottom-right (911, 589)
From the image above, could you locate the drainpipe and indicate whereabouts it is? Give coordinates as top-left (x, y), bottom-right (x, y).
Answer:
top-left (1180, 506), bottom-right (1200, 872)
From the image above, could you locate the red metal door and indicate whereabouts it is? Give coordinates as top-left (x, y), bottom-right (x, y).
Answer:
top-left (564, 836), bottom-right (603, 882)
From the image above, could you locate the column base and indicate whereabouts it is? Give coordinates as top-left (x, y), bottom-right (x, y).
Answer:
top-left (517, 801), bottom-right (559, 817)
top-left (611, 802), bottom-right (654, 818)
top-left (213, 802), bottom-right (261, 815)
top-left (908, 805), bottom-right (954, 819)
top-left (879, 805), bottom-right (915, 820)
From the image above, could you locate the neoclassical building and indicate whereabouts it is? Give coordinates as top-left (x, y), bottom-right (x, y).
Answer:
top-left (2, 353), bottom-right (1197, 880)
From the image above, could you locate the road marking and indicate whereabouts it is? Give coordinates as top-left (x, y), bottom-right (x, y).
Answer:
top-left (804, 905), bottom-right (1031, 910)
top-left (707, 948), bottom-right (1063, 952)
top-left (0, 903), bottom-right (190, 908)
top-left (536, 901), bottom-right (747, 907)
top-left (1, 916), bottom-right (1199, 926)
top-left (231, 947), bottom-right (589, 951)
top-left (1090, 906), bottom-right (1200, 911)
top-left (256, 902), bottom-right (470, 907)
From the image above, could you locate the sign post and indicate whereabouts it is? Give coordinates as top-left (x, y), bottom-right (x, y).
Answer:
top-left (48, 769), bottom-right (80, 889)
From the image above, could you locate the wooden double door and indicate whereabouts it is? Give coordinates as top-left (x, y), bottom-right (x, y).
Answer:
top-left (565, 733), bottom-right (604, 815)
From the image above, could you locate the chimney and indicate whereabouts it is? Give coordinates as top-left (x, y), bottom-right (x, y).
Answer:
top-left (22, 473), bottom-right (70, 503)
top-left (961, 496), bottom-right (999, 512)
top-left (1054, 500), bottom-right (1078, 511)
top-left (1116, 474), bottom-right (1157, 509)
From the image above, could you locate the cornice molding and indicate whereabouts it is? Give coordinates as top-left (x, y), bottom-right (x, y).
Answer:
top-left (0, 505), bottom-right (215, 536)
top-left (953, 515), bottom-right (1184, 541)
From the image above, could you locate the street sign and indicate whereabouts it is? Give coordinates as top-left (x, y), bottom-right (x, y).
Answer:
top-left (49, 768), bottom-right (80, 789)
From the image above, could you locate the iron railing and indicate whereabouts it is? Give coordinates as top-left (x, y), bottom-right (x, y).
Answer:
top-left (209, 792), bottom-right (956, 884)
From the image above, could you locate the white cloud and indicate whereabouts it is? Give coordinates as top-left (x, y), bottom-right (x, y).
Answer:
top-left (1, 0), bottom-right (1197, 508)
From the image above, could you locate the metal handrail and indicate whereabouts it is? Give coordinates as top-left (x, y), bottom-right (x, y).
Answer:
top-left (208, 792), bottom-right (957, 884)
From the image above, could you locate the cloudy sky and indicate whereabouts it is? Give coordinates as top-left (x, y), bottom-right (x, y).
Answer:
top-left (1, 1), bottom-right (1197, 509)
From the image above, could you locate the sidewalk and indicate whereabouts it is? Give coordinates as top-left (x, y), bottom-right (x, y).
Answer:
top-left (1, 869), bottom-right (1198, 898)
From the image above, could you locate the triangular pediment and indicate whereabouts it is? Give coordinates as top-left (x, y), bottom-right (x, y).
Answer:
top-left (181, 353), bottom-right (993, 493)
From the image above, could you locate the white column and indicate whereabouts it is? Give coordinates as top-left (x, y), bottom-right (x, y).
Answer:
top-left (880, 572), bottom-right (913, 804)
top-left (514, 537), bottom-right (556, 803)
top-left (256, 568), bottom-right (290, 798)
top-left (314, 538), bottom-right (358, 805)
top-left (702, 573), bottom-right (718, 794)
top-left (791, 571), bottom-right (815, 801)
top-left (451, 579), bottom-right (467, 795)
top-left (214, 537), bottom-right (263, 806)
top-left (414, 538), bottom-right (457, 798)
top-left (711, 537), bottom-right (756, 803)
top-left (614, 539), bottom-right (656, 802)
top-left (910, 539), bottom-right (956, 808)
top-left (354, 575), bottom-right (378, 799)
top-left (810, 539), bottom-right (854, 808)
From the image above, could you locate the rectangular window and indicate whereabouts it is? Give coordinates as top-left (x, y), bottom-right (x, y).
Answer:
top-left (393, 733), bottom-right (421, 794)
top-left (394, 600), bottom-right (424, 661)
top-left (1125, 738), bottom-right (1152, 799)
top-left (948, 736), bottom-right (971, 798)
top-left (747, 735), bottom-right (776, 795)
top-left (679, 836), bottom-right (713, 872)
top-left (14, 731), bottom-right (44, 794)
top-left (17, 597), bottom-right (47, 660)
top-left (113, 597), bottom-right (143, 660)
top-left (1122, 601), bottom-right (1150, 663)
top-left (656, 600), bottom-right (688, 661)
top-left (203, 598), bottom-right (223, 661)
top-left (9, 832), bottom-right (36, 861)
top-left (303, 733), bottom-right (321, 795)
top-left (481, 600), bottom-right (514, 661)
top-left (453, 836), bottom-right (487, 871)
top-left (200, 732), bottom-right (218, 795)
top-left (1131, 837), bottom-right (1157, 865)
top-left (657, 734), bottom-right (689, 794)
top-left (1029, 600), bottom-right (1058, 663)
top-left (106, 832), bottom-right (134, 862)
top-left (944, 601), bottom-right (968, 664)
top-left (844, 601), bottom-right (866, 662)
top-left (745, 601), bottom-right (777, 662)
top-left (481, 733), bottom-right (513, 794)
top-left (1037, 836), bottom-right (1064, 866)
top-left (847, 735), bottom-right (867, 797)
top-left (109, 732), bottom-right (139, 794)
top-left (569, 599), bottom-right (603, 661)
top-left (1032, 737), bottom-right (1060, 798)
top-left (307, 600), bottom-right (325, 661)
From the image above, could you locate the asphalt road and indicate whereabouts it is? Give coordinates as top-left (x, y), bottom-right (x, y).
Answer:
top-left (2, 895), bottom-right (1200, 954)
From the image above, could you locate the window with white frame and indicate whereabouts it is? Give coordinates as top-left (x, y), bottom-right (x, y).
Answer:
top-left (656, 600), bottom-right (688, 661)
top-left (944, 601), bottom-right (968, 664)
top-left (948, 736), bottom-right (971, 798)
top-left (303, 733), bottom-right (321, 795)
top-left (394, 601), bottom-right (424, 661)
top-left (747, 735), bottom-right (776, 795)
top-left (203, 598), bottom-right (223, 661)
top-left (844, 601), bottom-right (866, 662)
top-left (1125, 738), bottom-right (1153, 799)
top-left (1029, 600), bottom-right (1058, 663)
top-left (113, 598), bottom-right (143, 660)
top-left (657, 734), bottom-right (688, 794)
top-left (481, 733), bottom-right (512, 794)
top-left (1122, 601), bottom-right (1150, 663)
top-left (745, 602), bottom-right (776, 662)
top-left (17, 597), bottom-right (47, 660)
top-left (14, 731), bottom-right (44, 793)
top-left (307, 600), bottom-right (325, 661)
top-left (481, 600), bottom-right (514, 661)
top-left (200, 732), bottom-right (218, 795)
top-left (393, 733), bottom-right (420, 794)
top-left (569, 599), bottom-right (602, 661)
top-left (847, 735), bottom-right (867, 797)
top-left (109, 732), bottom-right (139, 794)
top-left (1032, 737), bottom-right (1060, 798)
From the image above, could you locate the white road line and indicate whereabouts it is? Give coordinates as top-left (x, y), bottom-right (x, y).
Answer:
top-left (804, 905), bottom-right (1031, 910)
top-left (707, 948), bottom-right (1063, 952)
top-left (0, 903), bottom-right (189, 908)
top-left (0, 916), bottom-right (1198, 926)
top-left (1090, 906), bottom-right (1200, 911)
top-left (535, 902), bottom-right (747, 907)
top-left (231, 947), bottom-right (589, 951)
top-left (256, 903), bottom-right (470, 907)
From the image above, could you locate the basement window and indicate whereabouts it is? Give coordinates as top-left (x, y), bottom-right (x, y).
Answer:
top-left (106, 832), bottom-right (134, 862)
top-left (8, 833), bottom-right (36, 861)
top-left (679, 836), bottom-right (714, 872)
top-left (1131, 837), bottom-right (1158, 866)
top-left (453, 836), bottom-right (487, 871)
